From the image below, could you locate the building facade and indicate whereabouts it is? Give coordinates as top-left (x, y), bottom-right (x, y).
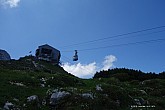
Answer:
top-left (35, 44), bottom-right (61, 64)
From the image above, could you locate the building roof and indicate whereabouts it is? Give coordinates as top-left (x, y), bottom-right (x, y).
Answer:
top-left (39, 44), bottom-right (60, 52)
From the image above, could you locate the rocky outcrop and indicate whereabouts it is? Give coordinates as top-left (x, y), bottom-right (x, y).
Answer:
top-left (0, 49), bottom-right (11, 60)
top-left (49, 91), bottom-right (70, 106)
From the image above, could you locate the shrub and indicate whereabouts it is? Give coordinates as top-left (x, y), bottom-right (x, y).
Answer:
top-left (101, 84), bottom-right (132, 108)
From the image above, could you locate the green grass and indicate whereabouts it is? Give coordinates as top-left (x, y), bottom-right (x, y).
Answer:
top-left (0, 58), bottom-right (165, 109)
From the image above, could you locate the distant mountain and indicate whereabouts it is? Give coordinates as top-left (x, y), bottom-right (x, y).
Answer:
top-left (0, 56), bottom-right (165, 110)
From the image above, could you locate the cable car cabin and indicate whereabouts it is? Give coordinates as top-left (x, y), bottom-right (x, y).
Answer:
top-left (73, 55), bottom-right (78, 61)
top-left (73, 50), bottom-right (78, 61)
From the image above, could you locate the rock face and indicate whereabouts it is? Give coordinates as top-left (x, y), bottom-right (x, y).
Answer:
top-left (0, 49), bottom-right (11, 60)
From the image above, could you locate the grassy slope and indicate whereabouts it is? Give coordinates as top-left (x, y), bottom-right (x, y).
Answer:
top-left (0, 57), bottom-right (165, 109)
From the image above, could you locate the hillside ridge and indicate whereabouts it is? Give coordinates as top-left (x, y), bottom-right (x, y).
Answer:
top-left (0, 56), bottom-right (165, 110)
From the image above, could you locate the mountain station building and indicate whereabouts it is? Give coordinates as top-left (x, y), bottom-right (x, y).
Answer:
top-left (35, 44), bottom-right (61, 64)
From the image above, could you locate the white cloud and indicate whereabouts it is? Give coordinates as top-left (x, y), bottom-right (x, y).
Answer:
top-left (62, 55), bottom-right (117, 79)
top-left (62, 62), bottom-right (97, 79)
top-left (0, 0), bottom-right (20, 8)
top-left (101, 55), bottom-right (117, 71)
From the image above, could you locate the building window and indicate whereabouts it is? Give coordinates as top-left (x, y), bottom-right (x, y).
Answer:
top-left (41, 48), bottom-right (52, 55)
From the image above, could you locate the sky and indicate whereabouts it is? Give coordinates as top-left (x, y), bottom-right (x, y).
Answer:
top-left (0, 0), bottom-right (165, 78)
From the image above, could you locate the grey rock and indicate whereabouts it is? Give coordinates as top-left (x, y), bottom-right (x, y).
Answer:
top-left (96, 84), bottom-right (103, 91)
top-left (13, 98), bottom-right (19, 102)
top-left (50, 91), bottom-right (70, 106)
top-left (115, 100), bottom-right (120, 107)
top-left (0, 49), bottom-right (11, 60)
top-left (82, 93), bottom-right (94, 99)
top-left (40, 84), bottom-right (45, 87)
top-left (42, 99), bottom-right (46, 106)
top-left (134, 97), bottom-right (147, 105)
top-left (3, 102), bottom-right (14, 110)
top-left (27, 95), bottom-right (39, 102)
top-left (134, 99), bottom-right (141, 105)
top-left (27, 95), bottom-right (40, 108)
top-left (141, 80), bottom-right (151, 85)
top-left (139, 90), bottom-right (147, 95)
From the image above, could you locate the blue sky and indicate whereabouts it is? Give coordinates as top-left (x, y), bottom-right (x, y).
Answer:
top-left (0, 0), bottom-right (165, 78)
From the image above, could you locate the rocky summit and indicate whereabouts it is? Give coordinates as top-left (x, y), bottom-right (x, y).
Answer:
top-left (0, 49), bottom-right (11, 61)
top-left (0, 56), bottom-right (165, 110)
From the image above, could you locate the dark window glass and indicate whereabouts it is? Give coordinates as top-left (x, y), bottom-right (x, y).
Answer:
top-left (41, 48), bottom-right (52, 55)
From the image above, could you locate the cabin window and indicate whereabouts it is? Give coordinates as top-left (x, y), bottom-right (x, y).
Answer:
top-left (41, 48), bottom-right (52, 55)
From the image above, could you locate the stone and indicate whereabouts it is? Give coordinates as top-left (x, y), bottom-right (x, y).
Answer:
top-left (141, 80), bottom-right (151, 85)
top-left (46, 89), bottom-right (53, 96)
top-left (32, 61), bottom-right (37, 68)
top-left (27, 95), bottom-right (39, 102)
top-left (9, 81), bottom-right (25, 87)
top-left (40, 78), bottom-right (47, 82)
top-left (134, 98), bottom-right (146, 105)
top-left (41, 84), bottom-right (45, 87)
top-left (42, 99), bottom-right (46, 106)
top-left (3, 102), bottom-right (14, 110)
top-left (115, 100), bottom-right (120, 107)
top-left (82, 93), bottom-right (94, 99)
top-left (134, 99), bottom-right (141, 105)
top-left (13, 98), bottom-right (19, 102)
top-left (40, 77), bottom-right (47, 87)
top-left (96, 84), bottom-right (103, 91)
top-left (50, 91), bottom-right (70, 106)
top-left (139, 90), bottom-right (147, 95)
top-left (52, 89), bottom-right (59, 93)
top-left (27, 95), bottom-right (40, 108)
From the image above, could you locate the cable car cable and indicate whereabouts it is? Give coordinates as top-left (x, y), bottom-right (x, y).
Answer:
top-left (61, 37), bottom-right (165, 52)
top-left (78, 38), bottom-right (165, 51)
top-left (61, 30), bottom-right (165, 52)
top-left (60, 25), bottom-right (165, 48)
